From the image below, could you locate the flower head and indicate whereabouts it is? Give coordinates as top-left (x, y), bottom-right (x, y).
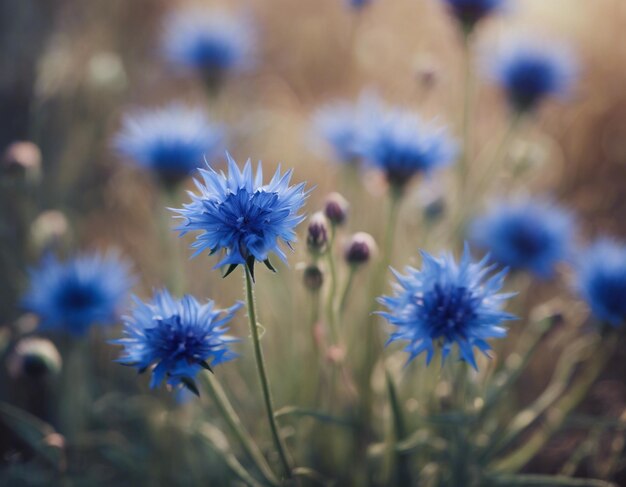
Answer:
top-left (313, 94), bottom-right (381, 165)
top-left (347, 0), bottom-right (374, 10)
top-left (113, 290), bottom-right (241, 393)
top-left (442, 0), bottom-right (508, 30)
top-left (379, 245), bottom-right (515, 368)
top-left (470, 199), bottom-right (575, 278)
top-left (359, 108), bottom-right (457, 192)
top-left (114, 104), bottom-right (224, 186)
top-left (486, 35), bottom-right (577, 113)
top-left (576, 240), bottom-right (626, 327)
top-left (162, 8), bottom-right (254, 80)
top-left (173, 154), bottom-right (309, 277)
top-left (23, 252), bottom-right (133, 336)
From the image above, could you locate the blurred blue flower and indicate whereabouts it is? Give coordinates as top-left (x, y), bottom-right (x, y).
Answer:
top-left (486, 36), bottom-right (577, 113)
top-left (114, 104), bottom-right (224, 185)
top-left (359, 109), bottom-right (457, 191)
top-left (470, 199), bottom-right (575, 278)
top-left (313, 94), bottom-right (381, 165)
top-left (442, 0), bottom-right (507, 29)
top-left (347, 0), bottom-right (374, 9)
top-left (23, 252), bottom-right (133, 336)
top-left (113, 290), bottom-right (241, 392)
top-left (379, 245), bottom-right (515, 369)
top-left (577, 240), bottom-right (626, 327)
top-left (162, 8), bottom-right (253, 79)
top-left (173, 154), bottom-right (309, 277)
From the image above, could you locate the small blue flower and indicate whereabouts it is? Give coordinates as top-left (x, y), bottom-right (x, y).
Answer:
top-left (470, 199), bottom-right (575, 278)
top-left (577, 240), bottom-right (626, 327)
top-left (113, 290), bottom-right (241, 392)
top-left (114, 104), bottom-right (224, 185)
top-left (359, 109), bottom-right (457, 191)
top-left (347, 0), bottom-right (374, 9)
top-left (486, 36), bottom-right (577, 113)
top-left (442, 0), bottom-right (508, 29)
top-left (378, 245), bottom-right (515, 369)
top-left (162, 8), bottom-right (254, 78)
top-left (173, 154), bottom-right (309, 277)
top-left (23, 252), bottom-right (133, 336)
top-left (313, 93), bottom-right (382, 165)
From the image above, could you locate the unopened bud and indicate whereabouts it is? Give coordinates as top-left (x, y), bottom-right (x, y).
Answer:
top-left (324, 192), bottom-right (349, 226)
top-left (303, 264), bottom-right (324, 291)
top-left (307, 212), bottom-right (329, 255)
top-left (345, 232), bottom-right (377, 265)
top-left (7, 337), bottom-right (62, 380)
top-left (423, 197), bottom-right (445, 223)
top-left (31, 210), bottom-right (69, 250)
top-left (2, 141), bottom-right (42, 182)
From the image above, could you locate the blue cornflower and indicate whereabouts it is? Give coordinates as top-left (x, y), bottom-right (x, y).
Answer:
top-left (359, 109), bottom-right (457, 191)
top-left (313, 93), bottom-right (381, 165)
top-left (347, 0), bottom-right (374, 9)
top-left (113, 290), bottom-right (241, 393)
top-left (470, 199), bottom-right (575, 278)
top-left (114, 104), bottom-right (224, 186)
top-left (23, 252), bottom-right (133, 336)
top-left (173, 154), bottom-right (309, 277)
top-left (378, 245), bottom-right (515, 368)
top-left (486, 36), bottom-right (577, 113)
top-left (162, 8), bottom-right (253, 80)
top-left (441, 0), bottom-right (508, 30)
top-left (577, 240), bottom-right (626, 327)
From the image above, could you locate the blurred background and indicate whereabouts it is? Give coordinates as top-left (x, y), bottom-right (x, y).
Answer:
top-left (2, 0), bottom-right (626, 485)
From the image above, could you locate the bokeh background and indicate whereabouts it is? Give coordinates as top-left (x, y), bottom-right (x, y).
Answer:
top-left (2, 0), bottom-right (626, 485)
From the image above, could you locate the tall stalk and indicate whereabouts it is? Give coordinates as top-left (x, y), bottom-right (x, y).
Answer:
top-left (243, 268), bottom-right (292, 481)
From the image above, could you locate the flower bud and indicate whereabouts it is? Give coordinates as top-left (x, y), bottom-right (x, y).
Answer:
top-left (303, 264), bottom-right (324, 291)
top-left (31, 210), bottom-right (69, 251)
top-left (1, 141), bottom-right (42, 183)
top-left (7, 337), bottom-right (62, 380)
top-left (423, 197), bottom-right (445, 223)
top-left (324, 192), bottom-right (349, 226)
top-left (307, 212), bottom-right (329, 255)
top-left (345, 232), bottom-right (377, 266)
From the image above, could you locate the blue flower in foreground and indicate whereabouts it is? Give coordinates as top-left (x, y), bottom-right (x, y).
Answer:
top-left (114, 104), bottom-right (224, 185)
top-left (470, 199), bottom-right (575, 278)
top-left (23, 252), bottom-right (133, 336)
top-left (442, 0), bottom-right (507, 29)
top-left (487, 36), bottom-right (577, 113)
top-left (113, 290), bottom-right (241, 392)
top-left (162, 8), bottom-right (253, 79)
top-left (359, 109), bottom-right (457, 191)
top-left (577, 240), bottom-right (626, 327)
top-left (173, 154), bottom-right (309, 277)
top-left (313, 94), bottom-right (381, 165)
top-left (379, 245), bottom-right (515, 368)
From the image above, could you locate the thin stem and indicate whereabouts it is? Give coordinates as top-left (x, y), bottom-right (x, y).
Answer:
top-left (325, 226), bottom-right (340, 345)
top-left (159, 188), bottom-right (185, 295)
top-left (337, 265), bottom-right (357, 318)
top-left (203, 372), bottom-right (280, 486)
top-left (385, 368), bottom-right (412, 486)
top-left (457, 32), bottom-right (473, 211)
top-left (244, 268), bottom-right (292, 481)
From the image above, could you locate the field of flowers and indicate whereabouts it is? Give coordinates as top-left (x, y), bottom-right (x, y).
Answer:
top-left (2, 0), bottom-right (626, 486)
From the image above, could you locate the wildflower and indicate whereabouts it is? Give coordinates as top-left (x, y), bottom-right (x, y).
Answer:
top-left (347, 0), bottom-right (374, 10)
top-left (162, 8), bottom-right (253, 82)
top-left (470, 199), bottom-right (575, 277)
top-left (486, 35), bottom-right (577, 114)
top-left (441, 0), bottom-right (508, 32)
top-left (313, 93), bottom-right (381, 165)
top-left (7, 337), bottom-right (62, 379)
top-left (173, 154), bottom-right (309, 278)
top-left (23, 252), bottom-right (133, 336)
top-left (307, 212), bottom-right (329, 256)
top-left (359, 108), bottom-right (456, 193)
top-left (324, 192), bottom-right (349, 226)
top-left (114, 104), bottom-right (223, 186)
top-left (577, 240), bottom-right (626, 327)
top-left (379, 245), bottom-right (515, 368)
top-left (2, 141), bottom-right (41, 183)
top-left (113, 290), bottom-right (241, 393)
top-left (303, 264), bottom-right (324, 291)
top-left (345, 232), bottom-right (377, 266)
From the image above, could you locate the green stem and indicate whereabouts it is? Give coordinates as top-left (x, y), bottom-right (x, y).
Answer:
top-left (204, 373), bottom-right (280, 486)
top-left (337, 265), bottom-right (357, 318)
top-left (160, 188), bottom-right (185, 295)
top-left (385, 368), bottom-right (412, 486)
top-left (244, 268), bottom-right (292, 481)
top-left (325, 226), bottom-right (340, 345)
top-left (457, 31), bottom-right (473, 205)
